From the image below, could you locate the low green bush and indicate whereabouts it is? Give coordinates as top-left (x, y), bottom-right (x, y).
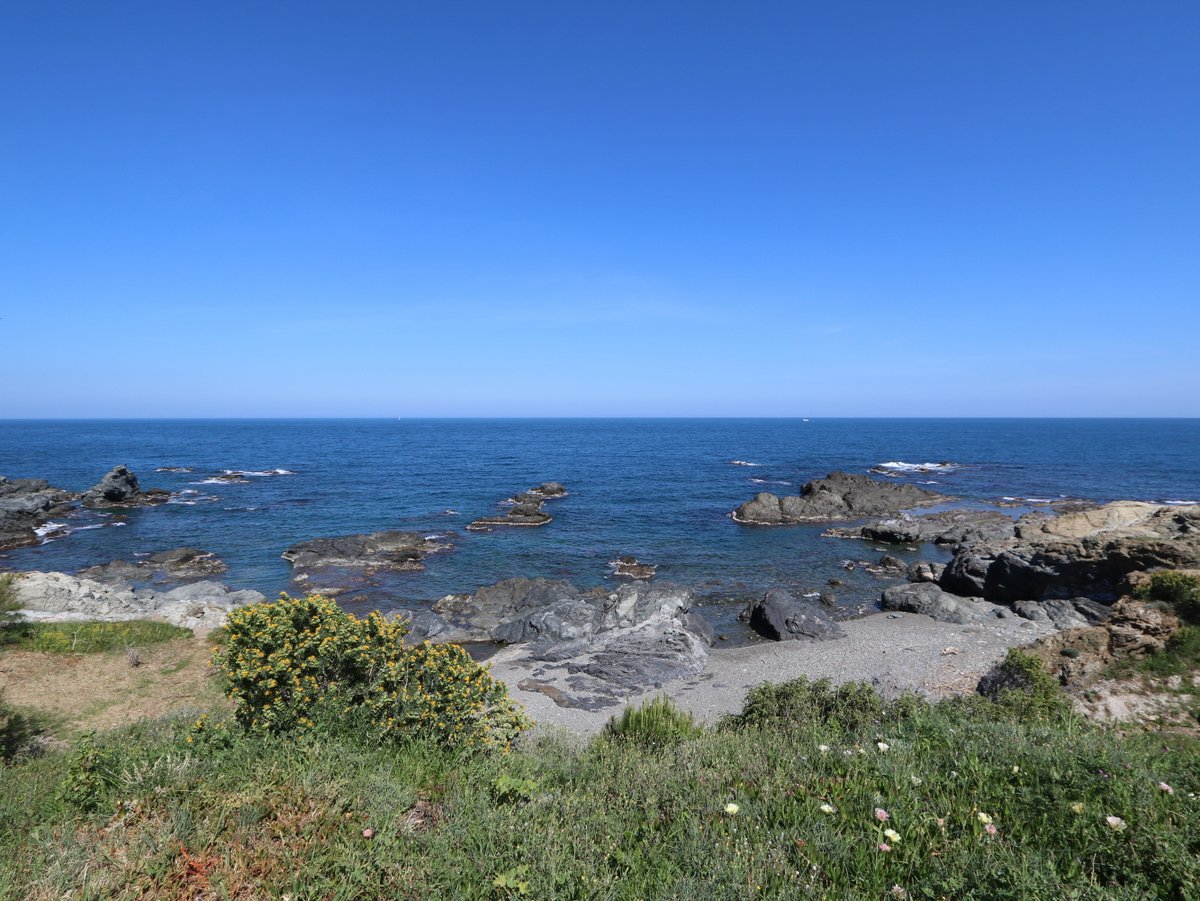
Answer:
top-left (0, 574), bottom-right (18, 626)
top-left (721, 676), bottom-right (924, 733)
top-left (976, 649), bottom-right (1075, 722)
top-left (603, 694), bottom-right (704, 747)
top-left (216, 594), bottom-right (529, 751)
top-left (1136, 570), bottom-right (1200, 621)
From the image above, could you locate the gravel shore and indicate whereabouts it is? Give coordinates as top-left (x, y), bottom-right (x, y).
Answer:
top-left (491, 610), bottom-right (1057, 734)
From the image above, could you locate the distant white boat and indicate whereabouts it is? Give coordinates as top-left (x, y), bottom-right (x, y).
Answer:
top-left (803, 418), bottom-right (810, 422)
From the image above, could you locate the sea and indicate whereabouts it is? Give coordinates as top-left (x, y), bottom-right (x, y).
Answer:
top-left (2, 419), bottom-right (1197, 638)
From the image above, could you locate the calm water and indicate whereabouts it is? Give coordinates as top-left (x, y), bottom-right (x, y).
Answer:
top-left (2, 419), bottom-right (1197, 629)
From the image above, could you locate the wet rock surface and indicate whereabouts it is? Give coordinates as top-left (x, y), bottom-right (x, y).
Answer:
top-left (610, 556), bottom-right (656, 580)
top-left (0, 476), bottom-right (76, 550)
top-left (468, 482), bottom-right (567, 530)
top-left (732, 472), bottom-right (949, 524)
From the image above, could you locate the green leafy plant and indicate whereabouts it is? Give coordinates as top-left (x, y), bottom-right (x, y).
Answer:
top-left (492, 773), bottom-right (539, 803)
top-left (57, 733), bottom-right (117, 812)
top-left (722, 676), bottom-right (896, 733)
top-left (1136, 570), bottom-right (1200, 621)
top-left (977, 649), bottom-right (1075, 722)
top-left (603, 694), bottom-right (703, 747)
top-left (491, 865), bottom-right (531, 896)
top-left (216, 594), bottom-right (529, 751)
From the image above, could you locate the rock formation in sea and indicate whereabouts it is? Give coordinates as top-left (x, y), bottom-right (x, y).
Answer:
top-left (468, 482), bottom-right (567, 531)
top-left (825, 508), bottom-right (1017, 547)
top-left (732, 472), bottom-right (949, 524)
top-left (610, 556), bottom-right (656, 580)
top-left (0, 476), bottom-right (76, 550)
top-left (282, 531), bottom-right (453, 578)
top-left (81, 466), bottom-right (170, 508)
top-left (8, 571), bottom-right (264, 631)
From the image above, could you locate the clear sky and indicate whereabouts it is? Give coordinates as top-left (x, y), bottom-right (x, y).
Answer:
top-left (2, 1), bottom-right (1197, 417)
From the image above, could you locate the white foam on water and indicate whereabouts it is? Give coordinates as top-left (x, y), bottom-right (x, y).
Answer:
top-left (223, 468), bottom-right (295, 477)
top-left (34, 522), bottom-right (68, 537)
top-left (874, 461), bottom-right (959, 473)
top-left (729, 460), bottom-right (760, 467)
top-left (1164, 500), bottom-right (1198, 505)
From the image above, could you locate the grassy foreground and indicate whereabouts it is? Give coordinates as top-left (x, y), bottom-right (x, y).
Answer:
top-left (1, 681), bottom-right (1198, 900)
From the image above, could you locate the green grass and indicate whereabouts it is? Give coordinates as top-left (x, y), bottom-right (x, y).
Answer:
top-left (0, 620), bottom-right (192, 654)
top-left (1, 683), bottom-right (1198, 900)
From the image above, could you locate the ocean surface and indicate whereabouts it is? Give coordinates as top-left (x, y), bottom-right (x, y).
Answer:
top-left (2, 419), bottom-right (1198, 636)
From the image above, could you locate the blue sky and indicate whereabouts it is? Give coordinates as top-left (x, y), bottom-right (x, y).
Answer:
top-left (2, 1), bottom-right (1197, 417)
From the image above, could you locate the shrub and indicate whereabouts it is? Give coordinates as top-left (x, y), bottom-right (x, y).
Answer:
top-left (1136, 570), bottom-right (1200, 621)
top-left (977, 649), bottom-right (1075, 722)
top-left (603, 694), bottom-right (703, 747)
top-left (0, 574), bottom-right (18, 627)
top-left (723, 676), bottom-right (893, 733)
top-left (216, 594), bottom-right (529, 751)
top-left (57, 733), bottom-right (117, 811)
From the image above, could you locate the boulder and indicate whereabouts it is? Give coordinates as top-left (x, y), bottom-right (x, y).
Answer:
top-left (1010, 597), bottom-right (1110, 631)
top-left (906, 560), bottom-right (946, 584)
top-left (81, 466), bottom-right (169, 508)
top-left (9, 571), bottom-right (263, 631)
top-left (0, 475), bottom-right (76, 550)
top-left (738, 588), bottom-right (846, 641)
top-left (880, 582), bottom-right (1003, 625)
top-left (282, 531), bottom-right (452, 574)
top-left (732, 472), bottom-right (949, 524)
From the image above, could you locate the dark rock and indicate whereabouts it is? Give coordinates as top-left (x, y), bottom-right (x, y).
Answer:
top-left (1010, 597), bottom-right (1110, 631)
top-left (469, 482), bottom-right (567, 530)
top-left (282, 531), bottom-right (452, 574)
top-left (732, 472), bottom-right (949, 524)
top-left (939, 550), bottom-right (995, 597)
top-left (611, 555), bottom-right (656, 580)
top-left (854, 509), bottom-right (1016, 546)
top-left (878, 555), bottom-right (907, 572)
top-left (881, 582), bottom-right (1001, 624)
top-left (0, 476), bottom-right (76, 550)
top-left (739, 588), bottom-right (846, 641)
top-left (81, 466), bottom-right (169, 508)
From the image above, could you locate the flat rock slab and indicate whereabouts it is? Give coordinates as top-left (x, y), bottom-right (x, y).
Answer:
top-left (282, 531), bottom-right (452, 574)
top-left (468, 483), bottom-right (567, 531)
top-left (732, 472), bottom-right (950, 524)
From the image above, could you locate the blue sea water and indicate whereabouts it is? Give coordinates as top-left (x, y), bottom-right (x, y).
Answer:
top-left (1, 419), bottom-right (1197, 633)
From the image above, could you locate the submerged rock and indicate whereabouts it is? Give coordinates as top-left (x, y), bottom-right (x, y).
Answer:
top-left (81, 466), bottom-right (169, 508)
top-left (78, 547), bottom-right (227, 585)
top-left (732, 472), bottom-right (949, 524)
top-left (738, 588), bottom-right (846, 642)
top-left (0, 476), bottom-right (76, 550)
top-left (9, 571), bottom-right (263, 631)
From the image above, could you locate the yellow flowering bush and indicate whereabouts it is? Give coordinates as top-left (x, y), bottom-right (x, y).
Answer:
top-left (216, 594), bottom-right (528, 751)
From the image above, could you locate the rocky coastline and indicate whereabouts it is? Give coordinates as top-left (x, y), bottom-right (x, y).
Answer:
top-left (4, 462), bottom-right (1199, 724)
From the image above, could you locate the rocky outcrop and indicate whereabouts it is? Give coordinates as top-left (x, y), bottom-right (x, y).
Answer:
top-left (906, 560), bottom-right (946, 584)
top-left (9, 571), bottom-right (263, 631)
top-left (282, 531), bottom-right (452, 576)
top-left (468, 483), bottom-right (567, 530)
top-left (881, 582), bottom-right (1004, 625)
top-left (732, 472), bottom-right (949, 525)
top-left (80, 466), bottom-right (169, 508)
top-left (940, 502), bottom-right (1200, 604)
top-left (610, 556), bottom-right (656, 580)
top-left (738, 588), bottom-right (846, 641)
top-left (78, 548), bottom-right (227, 585)
top-left (0, 476), bottom-right (76, 550)
top-left (827, 509), bottom-right (1016, 547)
top-left (1022, 598), bottom-right (1182, 689)
top-left (412, 578), bottom-right (712, 708)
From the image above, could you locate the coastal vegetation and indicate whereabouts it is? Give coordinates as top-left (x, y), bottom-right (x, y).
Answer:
top-left (1, 589), bottom-right (1198, 899)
